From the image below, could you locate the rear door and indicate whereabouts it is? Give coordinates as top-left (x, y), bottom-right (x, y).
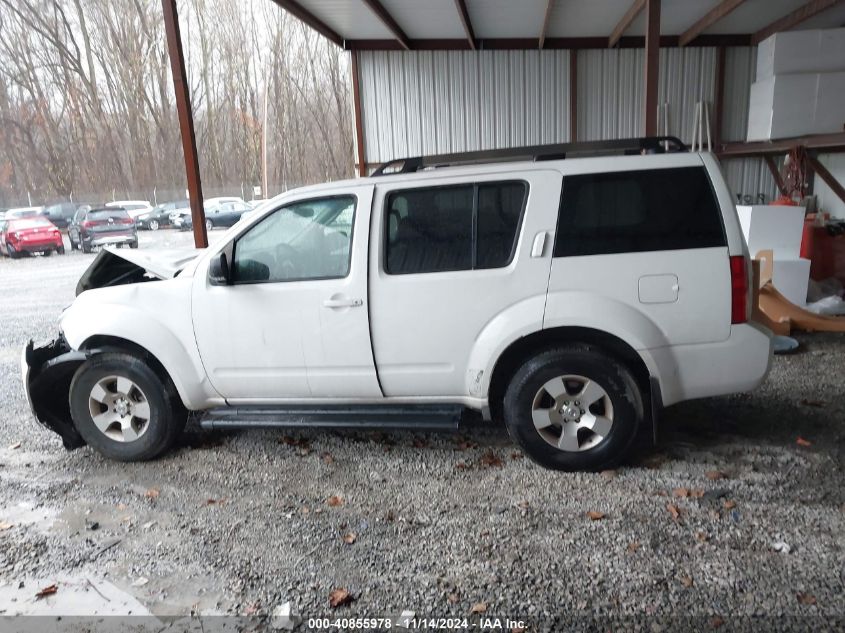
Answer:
top-left (368, 170), bottom-right (562, 397)
top-left (547, 154), bottom-right (731, 345)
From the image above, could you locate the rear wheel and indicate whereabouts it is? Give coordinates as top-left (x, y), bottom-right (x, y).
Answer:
top-left (43, 250), bottom-right (52, 257)
top-left (82, 241), bottom-right (92, 254)
top-left (129, 240), bottom-right (139, 249)
top-left (57, 244), bottom-right (65, 255)
top-left (205, 219), bottom-right (213, 232)
top-left (149, 219), bottom-right (160, 231)
top-left (503, 345), bottom-right (643, 471)
top-left (69, 353), bottom-right (186, 461)
top-left (8, 244), bottom-right (19, 259)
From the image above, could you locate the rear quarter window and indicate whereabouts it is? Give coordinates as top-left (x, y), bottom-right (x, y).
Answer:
top-left (554, 166), bottom-right (726, 257)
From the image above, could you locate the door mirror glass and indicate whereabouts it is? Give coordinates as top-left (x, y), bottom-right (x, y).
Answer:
top-left (209, 252), bottom-right (230, 285)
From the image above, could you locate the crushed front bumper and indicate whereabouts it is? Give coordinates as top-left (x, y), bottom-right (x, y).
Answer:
top-left (22, 335), bottom-right (90, 450)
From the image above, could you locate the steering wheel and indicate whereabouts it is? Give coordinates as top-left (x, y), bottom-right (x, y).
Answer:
top-left (274, 243), bottom-right (301, 279)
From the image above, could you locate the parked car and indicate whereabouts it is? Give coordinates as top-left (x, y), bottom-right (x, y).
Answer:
top-left (106, 200), bottom-right (152, 220)
top-left (42, 202), bottom-right (92, 229)
top-left (174, 197), bottom-right (250, 232)
top-left (5, 206), bottom-right (43, 219)
top-left (68, 206), bottom-right (138, 253)
top-left (136, 200), bottom-right (189, 231)
top-left (23, 137), bottom-right (773, 469)
top-left (1, 216), bottom-right (64, 258)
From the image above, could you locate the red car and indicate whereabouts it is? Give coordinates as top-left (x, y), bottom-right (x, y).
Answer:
top-left (0, 217), bottom-right (65, 258)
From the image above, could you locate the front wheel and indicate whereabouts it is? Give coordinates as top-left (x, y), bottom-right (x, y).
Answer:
top-left (149, 220), bottom-right (159, 231)
top-left (503, 346), bottom-right (643, 471)
top-left (69, 353), bottom-right (186, 461)
top-left (82, 241), bottom-right (92, 254)
top-left (205, 219), bottom-right (213, 232)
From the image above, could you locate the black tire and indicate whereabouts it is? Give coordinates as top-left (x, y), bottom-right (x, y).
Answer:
top-left (8, 245), bottom-right (19, 259)
top-left (129, 240), bottom-right (139, 249)
top-left (82, 241), bottom-right (92, 254)
top-left (69, 353), bottom-right (186, 461)
top-left (57, 245), bottom-right (65, 255)
top-left (503, 345), bottom-right (643, 471)
top-left (43, 250), bottom-right (52, 257)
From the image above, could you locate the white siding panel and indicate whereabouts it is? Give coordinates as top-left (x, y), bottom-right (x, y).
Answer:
top-left (578, 49), bottom-right (644, 141)
top-left (358, 50), bottom-right (571, 163)
top-left (814, 153), bottom-right (845, 219)
top-left (721, 157), bottom-right (779, 205)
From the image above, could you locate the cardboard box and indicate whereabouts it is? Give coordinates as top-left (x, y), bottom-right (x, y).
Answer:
top-left (738, 205), bottom-right (807, 260)
top-left (747, 72), bottom-right (845, 141)
top-left (756, 28), bottom-right (845, 80)
top-left (772, 258), bottom-right (811, 307)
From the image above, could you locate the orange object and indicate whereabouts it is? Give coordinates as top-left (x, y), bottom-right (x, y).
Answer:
top-left (759, 282), bottom-right (845, 333)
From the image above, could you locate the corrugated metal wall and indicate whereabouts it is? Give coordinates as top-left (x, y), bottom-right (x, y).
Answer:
top-left (359, 50), bottom-right (571, 164)
top-left (358, 46), bottom-right (780, 203)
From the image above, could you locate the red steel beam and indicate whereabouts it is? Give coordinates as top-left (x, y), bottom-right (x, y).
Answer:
top-left (161, 0), bottom-right (207, 248)
top-left (764, 156), bottom-right (788, 197)
top-left (350, 51), bottom-right (367, 177)
top-left (809, 155), bottom-right (845, 206)
top-left (752, 0), bottom-right (845, 45)
top-left (643, 0), bottom-right (660, 136)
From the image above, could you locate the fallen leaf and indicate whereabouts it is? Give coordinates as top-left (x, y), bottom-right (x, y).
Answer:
top-left (144, 488), bottom-right (159, 499)
top-left (723, 500), bottom-right (737, 510)
top-left (206, 498), bottom-right (227, 506)
top-left (412, 437), bottom-right (428, 448)
top-left (329, 588), bottom-right (354, 608)
top-left (0, 522), bottom-right (13, 531)
top-left (511, 627), bottom-right (526, 633)
top-left (710, 616), bottom-right (724, 629)
top-left (516, 500), bottom-right (530, 511)
top-left (600, 469), bottom-right (617, 480)
top-left (447, 593), bottom-right (460, 604)
top-left (455, 462), bottom-right (470, 470)
top-left (342, 532), bottom-right (357, 545)
top-left (326, 495), bottom-right (343, 507)
top-left (690, 489), bottom-right (705, 498)
top-left (797, 592), bottom-right (817, 605)
top-left (510, 452), bottom-right (523, 460)
top-left (626, 541), bottom-right (640, 553)
top-left (8, 442), bottom-right (21, 450)
top-left (479, 451), bottom-right (503, 468)
top-left (586, 511), bottom-right (606, 521)
top-left (117, 503), bottom-right (127, 511)
top-left (705, 470), bottom-right (727, 481)
top-left (673, 487), bottom-right (690, 498)
top-left (300, 506), bottom-right (310, 515)
top-left (320, 452), bottom-right (334, 464)
top-left (800, 399), bottom-right (825, 408)
top-left (680, 575), bottom-right (694, 588)
top-left (796, 437), bottom-right (812, 447)
top-left (695, 531), bottom-right (710, 543)
top-left (35, 584), bottom-right (58, 600)
top-left (667, 503), bottom-right (681, 520)
top-left (470, 602), bottom-right (487, 614)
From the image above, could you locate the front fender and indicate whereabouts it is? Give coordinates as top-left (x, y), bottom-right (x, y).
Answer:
top-left (61, 283), bottom-right (220, 409)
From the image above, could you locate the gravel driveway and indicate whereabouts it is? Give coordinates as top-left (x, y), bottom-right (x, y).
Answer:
top-left (1, 230), bottom-right (843, 629)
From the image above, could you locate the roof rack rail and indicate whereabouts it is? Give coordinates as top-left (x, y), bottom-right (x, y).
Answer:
top-left (371, 136), bottom-right (687, 176)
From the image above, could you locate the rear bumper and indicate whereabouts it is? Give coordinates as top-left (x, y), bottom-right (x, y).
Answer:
top-left (86, 234), bottom-right (136, 246)
top-left (12, 239), bottom-right (62, 252)
top-left (21, 336), bottom-right (89, 450)
top-left (648, 321), bottom-right (773, 406)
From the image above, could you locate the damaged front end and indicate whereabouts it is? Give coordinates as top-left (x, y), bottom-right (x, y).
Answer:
top-left (22, 335), bottom-right (91, 450)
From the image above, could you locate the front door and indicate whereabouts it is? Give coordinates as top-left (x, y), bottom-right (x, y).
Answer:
top-left (191, 186), bottom-right (381, 402)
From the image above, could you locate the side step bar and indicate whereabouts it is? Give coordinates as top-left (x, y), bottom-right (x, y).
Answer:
top-left (200, 404), bottom-right (463, 432)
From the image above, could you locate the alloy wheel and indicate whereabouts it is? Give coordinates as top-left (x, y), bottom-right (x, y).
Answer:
top-left (531, 374), bottom-right (614, 452)
top-left (87, 375), bottom-right (151, 443)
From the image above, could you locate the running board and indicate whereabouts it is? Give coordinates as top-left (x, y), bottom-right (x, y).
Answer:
top-left (199, 404), bottom-right (463, 432)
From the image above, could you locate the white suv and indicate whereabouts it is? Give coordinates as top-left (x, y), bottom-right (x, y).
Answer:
top-left (23, 138), bottom-right (772, 471)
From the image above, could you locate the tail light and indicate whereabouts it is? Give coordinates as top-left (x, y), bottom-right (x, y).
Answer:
top-left (121, 218), bottom-right (135, 225)
top-left (82, 220), bottom-right (96, 229)
top-left (730, 255), bottom-right (748, 324)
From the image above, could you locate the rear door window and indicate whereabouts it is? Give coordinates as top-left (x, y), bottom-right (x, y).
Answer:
top-left (385, 181), bottom-right (527, 275)
top-left (554, 166), bottom-right (725, 257)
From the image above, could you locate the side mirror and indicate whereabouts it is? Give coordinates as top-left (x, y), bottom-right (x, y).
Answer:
top-left (209, 252), bottom-right (230, 286)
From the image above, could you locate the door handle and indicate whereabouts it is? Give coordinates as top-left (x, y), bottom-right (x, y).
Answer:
top-left (531, 231), bottom-right (548, 258)
top-left (323, 297), bottom-right (363, 309)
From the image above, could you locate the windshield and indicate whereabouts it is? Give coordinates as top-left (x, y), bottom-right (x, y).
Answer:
top-left (9, 218), bottom-right (53, 230)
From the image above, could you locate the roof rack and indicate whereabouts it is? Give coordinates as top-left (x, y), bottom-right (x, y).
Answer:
top-left (371, 136), bottom-right (687, 176)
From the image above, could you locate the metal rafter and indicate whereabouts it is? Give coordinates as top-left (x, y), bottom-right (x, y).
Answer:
top-left (609, 0), bottom-right (646, 48)
top-left (268, 0), bottom-right (343, 46)
top-left (453, 0), bottom-right (476, 50)
top-left (752, 0), bottom-right (845, 45)
top-left (539, 0), bottom-right (555, 49)
top-left (360, 0), bottom-right (412, 50)
top-left (679, 0), bottom-right (748, 47)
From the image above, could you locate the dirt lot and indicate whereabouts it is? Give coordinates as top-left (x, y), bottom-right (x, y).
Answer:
top-left (1, 229), bottom-right (844, 629)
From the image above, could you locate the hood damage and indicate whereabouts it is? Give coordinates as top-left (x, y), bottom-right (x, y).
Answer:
top-left (76, 246), bottom-right (198, 296)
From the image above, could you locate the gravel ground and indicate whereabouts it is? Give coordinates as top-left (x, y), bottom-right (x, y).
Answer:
top-left (0, 230), bottom-right (844, 629)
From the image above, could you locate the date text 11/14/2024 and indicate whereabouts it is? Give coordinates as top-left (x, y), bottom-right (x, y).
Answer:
top-left (306, 617), bottom-right (527, 630)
